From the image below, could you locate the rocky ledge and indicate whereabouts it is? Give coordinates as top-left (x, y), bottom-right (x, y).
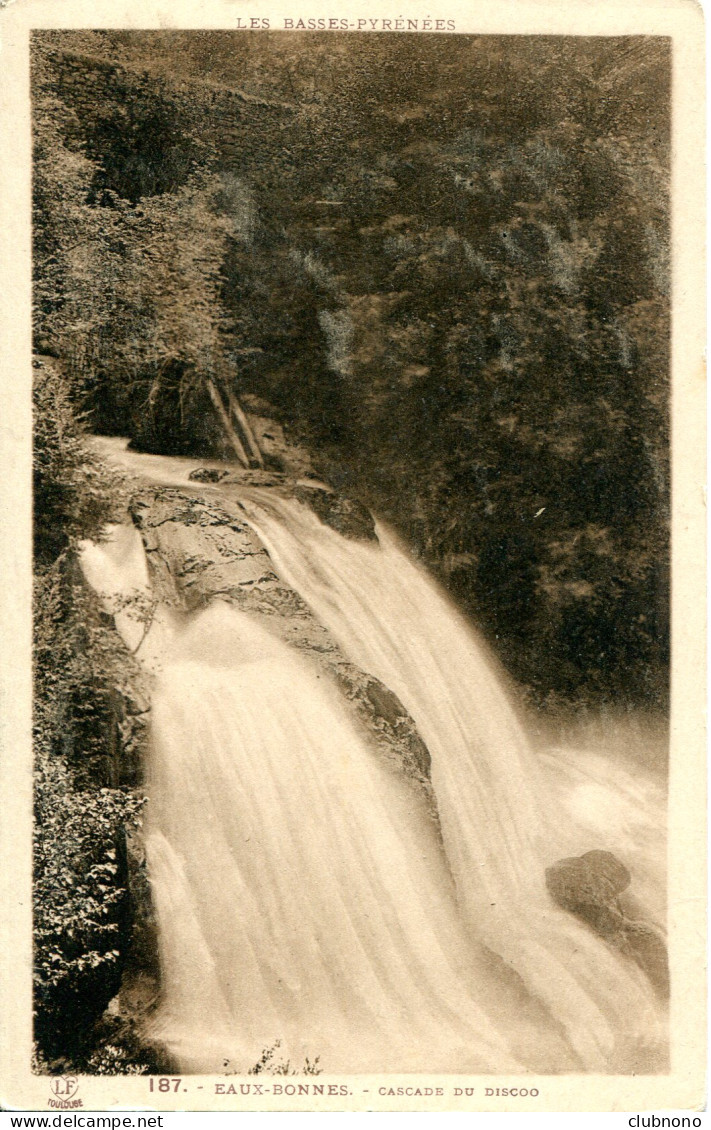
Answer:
top-left (187, 465), bottom-right (377, 541)
top-left (128, 485), bottom-right (430, 791)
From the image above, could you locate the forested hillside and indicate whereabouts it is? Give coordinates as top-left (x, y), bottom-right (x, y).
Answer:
top-left (33, 30), bottom-right (670, 709)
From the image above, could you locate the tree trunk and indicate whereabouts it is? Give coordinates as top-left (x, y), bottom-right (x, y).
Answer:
top-left (205, 378), bottom-right (252, 467)
top-left (227, 389), bottom-right (264, 468)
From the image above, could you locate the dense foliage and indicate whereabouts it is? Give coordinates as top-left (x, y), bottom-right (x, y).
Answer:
top-left (32, 30), bottom-right (670, 708)
top-left (32, 359), bottom-right (151, 1067)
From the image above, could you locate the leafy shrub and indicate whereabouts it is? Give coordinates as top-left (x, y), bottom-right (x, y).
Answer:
top-left (246, 1041), bottom-right (321, 1076)
top-left (33, 749), bottom-right (145, 1057)
top-left (32, 353), bottom-right (148, 1060)
top-left (33, 1011), bottom-right (167, 1076)
top-left (33, 559), bottom-right (148, 1059)
top-left (33, 359), bottom-right (127, 564)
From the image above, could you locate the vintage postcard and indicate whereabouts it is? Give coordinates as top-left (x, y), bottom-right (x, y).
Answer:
top-left (0, 0), bottom-right (705, 1115)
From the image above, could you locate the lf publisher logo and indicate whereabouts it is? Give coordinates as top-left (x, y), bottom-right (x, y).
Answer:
top-left (50, 1078), bottom-right (78, 1099)
top-left (49, 1077), bottom-right (83, 1108)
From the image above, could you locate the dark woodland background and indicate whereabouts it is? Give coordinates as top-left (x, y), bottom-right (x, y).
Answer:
top-left (31, 31), bottom-right (670, 1070)
top-left (33, 30), bottom-right (670, 708)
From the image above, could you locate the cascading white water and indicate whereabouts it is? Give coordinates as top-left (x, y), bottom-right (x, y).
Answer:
top-left (79, 523), bottom-right (179, 671)
top-left (238, 492), bottom-right (667, 1072)
top-left (144, 608), bottom-right (571, 1074)
top-left (78, 526), bottom-right (576, 1073)
top-left (78, 469), bottom-right (667, 1075)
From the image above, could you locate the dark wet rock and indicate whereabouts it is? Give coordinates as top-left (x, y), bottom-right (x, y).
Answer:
top-left (124, 826), bottom-right (159, 979)
top-left (365, 678), bottom-right (408, 729)
top-left (294, 484), bottom-right (377, 541)
top-left (621, 920), bottom-right (670, 998)
top-left (221, 468), bottom-right (288, 487)
top-left (65, 547), bottom-right (152, 788)
top-left (333, 666), bottom-right (432, 784)
top-left (109, 687), bottom-right (149, 788)
top-left (545, 850), bottom-right (630, 915)
top-left (188, 467), bottom-right (229, 482)
top-left (546, 850), bottom-right (669, 998)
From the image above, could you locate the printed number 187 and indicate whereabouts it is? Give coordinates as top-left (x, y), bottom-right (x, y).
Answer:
top-left (149, 1078), bottom-right (182, 1092)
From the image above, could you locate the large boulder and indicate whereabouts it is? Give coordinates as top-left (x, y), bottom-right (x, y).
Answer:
top-left (545, 850), bottom-right (630, 934)
top-left (546, 850), bottom-right (669, 997)
top-left (187, 467), bottom-right (228, 483)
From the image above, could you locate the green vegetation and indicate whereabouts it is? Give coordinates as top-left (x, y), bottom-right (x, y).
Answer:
top-left (32, 30), bottom-right (669, 709)
top-left (32, 358), bottom-right (154, 1069)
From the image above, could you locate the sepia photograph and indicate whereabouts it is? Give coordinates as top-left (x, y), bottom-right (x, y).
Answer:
top-left (0, 2), bottom-right (705, 1115)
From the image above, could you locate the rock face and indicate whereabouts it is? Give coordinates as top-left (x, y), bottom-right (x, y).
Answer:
top-left (546, 850), bottom-right (669, 998)
top-left (293, 484), bottom-right (377, 542)
top-left (128, 485), bottom-right (432, 793)
top-left (180, 467), bottom-right (378, 541)
top-left (221, 469), bottom-right (288, 488)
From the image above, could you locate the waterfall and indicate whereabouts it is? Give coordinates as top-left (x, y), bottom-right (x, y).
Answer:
top-left (238, 492), bottom-right (667, 1072)
top-left (144, 609), bottom-right (559, 1074)
top-left (78, 481), bottom-right (666, 1076)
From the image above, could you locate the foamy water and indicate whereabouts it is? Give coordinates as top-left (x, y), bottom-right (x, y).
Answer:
top-left (239, 493), bottom-right (667, 1071)
top-left (78, 445), bottom-right (668, 1074)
